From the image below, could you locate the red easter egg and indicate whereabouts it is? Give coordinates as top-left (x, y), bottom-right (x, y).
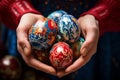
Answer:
top-left (49, 42), bottom-right (73, 70)
top-left (0, 55), bottom-right (22, 80)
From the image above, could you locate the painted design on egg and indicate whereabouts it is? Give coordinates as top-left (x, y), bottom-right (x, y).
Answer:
top-left (58, 14), bottom-right (80, 43)
top-left (29, 18), bottom-right (58, 50)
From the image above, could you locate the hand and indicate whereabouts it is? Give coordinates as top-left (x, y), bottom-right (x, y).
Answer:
top-left (16, 13), bottom-right (56, 76)
top-left (57, 14), bottom-right (99, 77)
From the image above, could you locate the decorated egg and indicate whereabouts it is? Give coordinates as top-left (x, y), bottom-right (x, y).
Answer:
top-left (49, 42), bottom-right (73, 70)
top-left (58, 14), bottom-right (80, 43)
top-left (47, 10), bottom-right (67, 24)
top-left (0, 55), bottom-right (22, 80)
top-left (29, 18), bottom-right (58, 50)
top-left (32, 49), bottom-right (50, 64)
top-left (71, 37), bottom-right (85, 60)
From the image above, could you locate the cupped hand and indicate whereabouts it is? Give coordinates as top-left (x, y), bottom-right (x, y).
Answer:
top-left (16, 13), bottom-right (56, 76)
top-left (57, 14), bottom-right (99, 77)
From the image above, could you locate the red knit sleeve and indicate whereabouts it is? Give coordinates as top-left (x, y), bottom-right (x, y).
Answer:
top-left (81, 0), bottom-right (120, 36)
top-left (0, 0), bottom-right (41, 30)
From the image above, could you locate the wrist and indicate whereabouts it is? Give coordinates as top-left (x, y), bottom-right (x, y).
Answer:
top-left (21, 13), bottom-right (44, 20)
top-left (11, 1), bottom-right (40, 23)
top-left (0, 0), bottom-right (40, 29)
top-left (80, 14), bottom-right (99, 25)
top-left (81, 4), bottom-right (109, 21)
top-left (86, 15), bottom-right (99, 25)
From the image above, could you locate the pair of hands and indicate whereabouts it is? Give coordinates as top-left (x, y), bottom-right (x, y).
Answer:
top-left (16, 13), bottom-right (99, 77)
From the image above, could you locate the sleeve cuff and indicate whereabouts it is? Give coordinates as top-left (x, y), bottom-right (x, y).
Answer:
top-left (80, 0), bottom-right (117, 22)
top-left (0, 0), bottom-right (41, 29)
top-left (11, 1), bottom-right (41, 25)
top-left (81, 4), bottom-right (109, 22)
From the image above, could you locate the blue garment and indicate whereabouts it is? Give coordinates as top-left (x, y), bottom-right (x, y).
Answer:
top-left (1, 25), bottom-right (19, 56)
top-left (32, 0), bottom-right (97, 18)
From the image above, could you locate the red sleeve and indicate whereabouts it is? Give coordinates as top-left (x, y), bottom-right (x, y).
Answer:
top-left (0, 0), bottom-right (41, 30)
top-left (81, 0), bottom-right (120, 36)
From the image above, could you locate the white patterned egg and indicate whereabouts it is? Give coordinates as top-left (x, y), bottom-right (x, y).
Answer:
top-left (47, 10), bottom-right (67, 24)
top-left (58, 14), bottom-right (80, 43)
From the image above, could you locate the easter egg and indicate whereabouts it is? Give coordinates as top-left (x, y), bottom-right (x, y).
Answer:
top-left (71, 37), bottom-right (85, 60)
top-left (32, 49), bottom-right (50, 64)
top-left (0, 55), bottom-right (22, 80)
top-left (29, 18), bottom-right (58, 50)
top-left (47, 10), bottom-right (67, 24)
top-left (58, 14), bottom-right (80, 43)
top-left (49, 42), bottom-right (73, 70)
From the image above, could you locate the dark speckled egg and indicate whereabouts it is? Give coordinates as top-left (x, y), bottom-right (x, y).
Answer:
top-left (32, 49), bottom-right (50, 65)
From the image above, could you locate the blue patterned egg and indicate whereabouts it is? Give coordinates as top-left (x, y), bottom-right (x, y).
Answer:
top-left (71, 37), bottom-right (85, 60)
top-left (47, 10), bottom-right (67, 24)
top-left (58, 14), bottom-right (80, 43)
top-left (29, 18), bottom-right (58, 50)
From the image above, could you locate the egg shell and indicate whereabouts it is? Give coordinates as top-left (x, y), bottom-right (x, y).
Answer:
top-left (58, 14), bottom-right (80, 43)
top-left (29, 18), bottom-right (58, 50)
top-left (0, 55), bottom-right (22, 80)
top-left (47, 10), bottom-right (68, 24)
top-left (49, 42), bottom-right (73, 70)
top-left (71, 37), bottom-right (85, 60)
top-left (32, 49), bottom-right (50, 64)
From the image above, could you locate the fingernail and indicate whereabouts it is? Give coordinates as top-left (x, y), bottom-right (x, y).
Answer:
top-left (81, 48), bottom-right (88, 56)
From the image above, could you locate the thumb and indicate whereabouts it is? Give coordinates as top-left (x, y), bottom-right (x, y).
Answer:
top-left (22, 39), bottom-right (31, 56)
top-left (80, 40), bottom-right (93, 56)
top-left (16, 27), bottom-right (31, 56)
top-left (80, 28), bottom-right (97, 56)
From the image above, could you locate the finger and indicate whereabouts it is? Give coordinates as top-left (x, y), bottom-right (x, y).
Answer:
top-left (17, 41), bottom-right (57, 76)
top-left (57, 70), bottom-right (71, 78)
top-left (57, 70), bottom-right (66, 78)
top-left (27, 57), bottom-right (56, 76)
top-left (16, 29), bottom-right (31, 56)
top-left (80, 26), bottom-right (99, 56)
top-left (57, 71), bottom-right (72, 78)
top-left (17, 42), bottom-right (24, 57)
top-left (65, 50), bottom-right (93, 73)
